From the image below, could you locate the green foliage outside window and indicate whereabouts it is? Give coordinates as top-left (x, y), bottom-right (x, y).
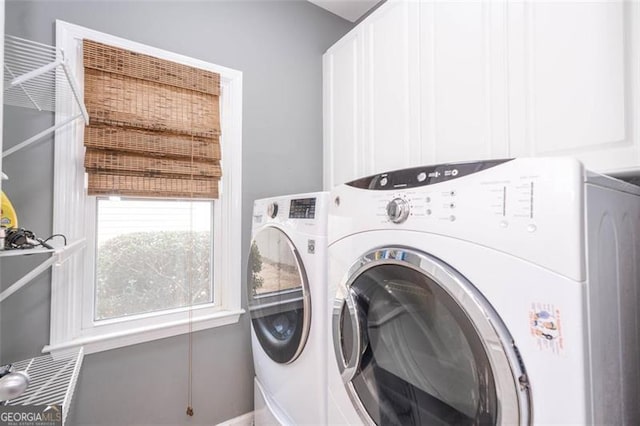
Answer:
top-left (96, 231), bottom-right (211, 320)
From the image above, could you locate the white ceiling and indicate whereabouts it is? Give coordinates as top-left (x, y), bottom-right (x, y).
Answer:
top-left (308, 0), bottom-right (381, 22)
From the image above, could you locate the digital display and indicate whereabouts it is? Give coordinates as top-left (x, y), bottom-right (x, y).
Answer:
top-left (289, 198), bottom-right (316, 219)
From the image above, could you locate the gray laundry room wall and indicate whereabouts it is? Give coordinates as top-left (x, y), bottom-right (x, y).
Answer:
top-left (0, 1), bottom-right (352, 424)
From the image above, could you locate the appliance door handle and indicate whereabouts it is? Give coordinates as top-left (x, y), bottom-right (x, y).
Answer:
top-left (336, 288), bottom-right (363, 384)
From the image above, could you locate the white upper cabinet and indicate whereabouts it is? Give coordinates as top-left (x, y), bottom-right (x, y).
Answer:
top-left (508, 1), bottom-right (639, 174)
top-left (323, 27), bottom-right (364, 189)
top-left (420, 1), bottom-right (509, 165)
top-left (324, 0), bottom-right (420, 188)
top-left (362, 0), bottom-right (420, 176)
top-left (324, 0), bottom-right (640, 189)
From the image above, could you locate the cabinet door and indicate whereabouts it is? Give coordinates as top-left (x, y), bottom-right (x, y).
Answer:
top-left (508, 1), bottom-right (640, 174)
top-left (323, 29), bottom-right (365, 190)
top-left (420, 1), bottom-right (510, 165)
top-left (362, 0), bottom-right (421, 175)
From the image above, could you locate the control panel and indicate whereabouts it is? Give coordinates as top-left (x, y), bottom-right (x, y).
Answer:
top-left (370, 178), bottom-right (542, 227)
top-left (253, 193), bottom-right (328, 239)
top-left (342, 159), bottom-right (553, 233)
top-left (257, 198), bottom-right (319, 220)
top-left (375, 188), bottom-right (459, 225)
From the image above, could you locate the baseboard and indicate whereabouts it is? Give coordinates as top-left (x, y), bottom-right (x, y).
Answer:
top-left (216, 411), bottom-right (254, 426)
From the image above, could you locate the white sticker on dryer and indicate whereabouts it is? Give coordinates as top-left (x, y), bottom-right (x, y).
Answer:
top-left (529, 302), bottom-right (564, 354)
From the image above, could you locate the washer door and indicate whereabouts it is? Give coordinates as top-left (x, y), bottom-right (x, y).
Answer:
top-left (248, 226), bottom-right (311, 364)
top-left (333, 248), bottom-right (530, 425)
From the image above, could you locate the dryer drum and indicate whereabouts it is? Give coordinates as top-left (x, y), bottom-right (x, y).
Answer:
top-left (333, 248), bottom-right (530, 426)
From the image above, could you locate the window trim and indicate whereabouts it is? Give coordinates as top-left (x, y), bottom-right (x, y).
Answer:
top-left (46, 21), bottom-right (244, 355)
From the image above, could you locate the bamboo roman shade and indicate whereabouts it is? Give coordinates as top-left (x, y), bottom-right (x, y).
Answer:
top-left (83, 40), bottom-right (221, 198)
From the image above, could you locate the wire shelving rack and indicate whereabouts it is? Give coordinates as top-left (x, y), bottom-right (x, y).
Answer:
top-left (3, 34), bottom-right (89, 159)
top-left (3, 348), bottom-right (84, 426)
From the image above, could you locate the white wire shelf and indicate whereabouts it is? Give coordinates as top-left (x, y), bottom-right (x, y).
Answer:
top-left (4, 348), bottom-right (84, 426)
top-left (0, 247), bottom-right (56, 258)
top-left (0, 239), bottom-right (86, 303)
top-left (3, 35), bottom-right (89, 159)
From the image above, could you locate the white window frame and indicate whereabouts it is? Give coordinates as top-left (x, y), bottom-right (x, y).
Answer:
top-left (45, 21), bottom-right (244, 355)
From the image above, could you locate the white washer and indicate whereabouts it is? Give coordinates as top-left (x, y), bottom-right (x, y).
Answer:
top-left (327, 158), bottom-right (640, 425)
top-left (248, 192), bottom-right (328, 425)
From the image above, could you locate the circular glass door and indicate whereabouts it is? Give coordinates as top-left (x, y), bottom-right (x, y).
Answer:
top-left (248, 226), bottom-right (311, 364)
top-left (333, 248), bottom-right (529, 425)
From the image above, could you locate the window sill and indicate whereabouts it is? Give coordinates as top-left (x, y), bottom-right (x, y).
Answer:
top-left (43, 308), bottom-right (245, 355)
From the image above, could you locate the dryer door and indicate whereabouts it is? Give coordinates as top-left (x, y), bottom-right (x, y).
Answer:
top-left (332, 248), bottom-right (530, 425)
top-left (248, 226), bottom-right (311, 364)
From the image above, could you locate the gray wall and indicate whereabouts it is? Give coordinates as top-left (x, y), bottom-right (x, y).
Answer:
top-left (0, 1), bottom-right (352, 424)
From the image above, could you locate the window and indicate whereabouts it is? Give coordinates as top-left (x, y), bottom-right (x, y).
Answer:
top-left (46, 22), bottom-right (243, 355)
top-left (94, 198), bottom-right (213, 320)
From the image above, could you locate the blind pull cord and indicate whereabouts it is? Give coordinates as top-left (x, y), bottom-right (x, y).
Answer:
top-left (186, 101), bottom-right (195, 418)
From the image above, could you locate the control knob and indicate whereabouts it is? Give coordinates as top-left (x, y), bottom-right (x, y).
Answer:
top-left (386, 198), bottom-right (410, 224)
top-left (267, 202), bottom-right (279, 218)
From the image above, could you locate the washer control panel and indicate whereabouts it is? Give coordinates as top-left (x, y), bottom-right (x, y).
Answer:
top-left (253, 193), bottom-right (329, 237)
top-left (263, 198), bottom-right (318, 220)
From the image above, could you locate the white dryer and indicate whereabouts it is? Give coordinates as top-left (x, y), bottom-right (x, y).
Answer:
top-left (327, 158), bottom-right (640, 425)
top-left (248, 192), bottom-right (328, 425)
